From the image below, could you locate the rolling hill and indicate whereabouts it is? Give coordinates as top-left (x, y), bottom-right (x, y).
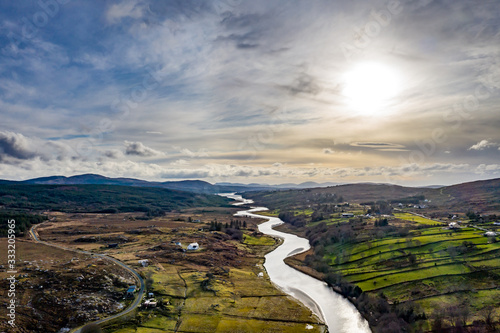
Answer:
top-left (245, 178), bottom-right (500, 212)
top-left (0, 184), bottom-right (231, 213)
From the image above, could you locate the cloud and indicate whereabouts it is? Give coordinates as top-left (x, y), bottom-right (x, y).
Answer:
top-left (179, 148), bottom-right (210, 158)
top-left (475, 164), bottom-right (500, 175)
top-left (0, 131), bottom-right (37, 162)
top-left (468, 140), bottom-right (499, 151)
top-left (323, 148), bottom-right (334, 154)
top-left (280, 74), bottom-right (321, 96)
top-left (1, 1), bottom-right (500, 185)
top-left (350, 142), bottom-right (406, 150)
top-left (106, 0), bottom-right (145, 24)
top-left (103, 149), bottom-right (123, 159)
top-left (124, 141), bottom-right (163, 157)
top-left (170, 159), bottom-right (190, 166)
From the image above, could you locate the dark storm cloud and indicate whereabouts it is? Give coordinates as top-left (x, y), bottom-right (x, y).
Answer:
top-left (0, 131), bottom-right (37, 161)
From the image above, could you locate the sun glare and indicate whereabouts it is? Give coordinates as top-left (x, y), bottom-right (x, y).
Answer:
top-left (342, 62), bottom-right (400, 115)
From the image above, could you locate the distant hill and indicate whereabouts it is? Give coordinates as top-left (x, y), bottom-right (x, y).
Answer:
top-left (431, 178), bottom-right (500, 212)
top-left (245, 178), bottom-right (500, 212)
top-left (2, 174), bottom-right (344, 193)
top-left (0, 184), bottom-right (230, 213)
top-left (16, 174), bottom-right (260, 194)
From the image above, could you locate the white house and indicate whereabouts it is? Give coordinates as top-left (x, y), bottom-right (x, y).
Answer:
top-left (143, 299), bottom-right (157, 308)
top-left (449, 222), bottom-right (460, 229)
top-left (138, 259), bottom-right (149, 267)
top-left (187, 243), bottom-right (199, 250)
top-left (484, 231), bottom-right (498, 237)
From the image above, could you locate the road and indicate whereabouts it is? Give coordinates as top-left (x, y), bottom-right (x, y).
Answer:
top-left (29, 223), bottom-right (145, 332)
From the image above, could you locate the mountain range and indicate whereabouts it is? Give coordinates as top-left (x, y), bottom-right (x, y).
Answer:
top-left (0, 174), bottom-right (346, 193)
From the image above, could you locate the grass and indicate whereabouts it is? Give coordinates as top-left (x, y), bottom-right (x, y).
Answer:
top-left (215, 318), bottom-right (324, 332)
top-left (356, 263), bottom-right (470, 291)
top-left (136, 328), bottom-right (170, 333)
top-left (326, 225), bottom-right (500, 315)
top-left (243, 234), bottom-right (276, 246)
top-left (140, 316), bottom-right (177, 330)
top-left (177, 314), bottom-right (221, 332)
top-left (255, 210), bottom-right (279, 217)
top-left (393, 212), bottom-right (442, 225)
top-left (131, 251), bottom-right (323, 333)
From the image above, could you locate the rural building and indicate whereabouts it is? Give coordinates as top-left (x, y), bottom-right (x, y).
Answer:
top-left (187, 242), bottom-right (199, 250)
top-left (341, 213), bottom-right (354, 218)
top-left (108, 243), bottom-right (118, 248)
top-left (148, 292), bottom-right (154, 298)
top-left (449, 222), bottom-right (460, 229)
top-left (143, 299), bottom-right (157, 308)
top-left (138, 259), bottom-right (149, 267)
top-left (484, 231), bottom-right (498, 237)
top-left (126, 285), bottom-right (136, 297)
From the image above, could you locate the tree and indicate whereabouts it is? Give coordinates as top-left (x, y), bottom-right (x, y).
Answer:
top-left (408, 253), bottom-right (417, 266)
top-left (480, 306), bottom-right (496, 331)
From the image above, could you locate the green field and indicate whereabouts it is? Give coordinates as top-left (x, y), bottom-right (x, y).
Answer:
top-left (393, 212), bottom-right (442, 225)
top-left (327, 225), bottom-right (500, 324)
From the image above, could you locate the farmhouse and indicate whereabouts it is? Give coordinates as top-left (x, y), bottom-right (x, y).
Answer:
top-left (484, 231), bottom-right (498, 237)
top-left (126, 285), bottom-right (136, 297)
top-left (449, 222), bottom-right (460, 229)
top-left (143, 298), bottom-right (157, 308)
top-left (138, 259), bottom-right (149, 267)
top-left (187, 242), bottom-right (199, 250)
top-left (341, 213), bottom-right (354, 218)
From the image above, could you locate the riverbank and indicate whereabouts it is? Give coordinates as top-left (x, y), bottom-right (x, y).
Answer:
top-left (224, 194), bottom-right (371, 333)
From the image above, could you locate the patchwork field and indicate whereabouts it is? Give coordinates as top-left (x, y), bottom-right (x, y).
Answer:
top-left (325, 226), bottom-right (500, 328)
top-left (14, 209), bottom-right (326, 333)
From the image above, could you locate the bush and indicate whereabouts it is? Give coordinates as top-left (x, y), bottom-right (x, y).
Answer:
top-left (225, 228), bottom-right (243, 241)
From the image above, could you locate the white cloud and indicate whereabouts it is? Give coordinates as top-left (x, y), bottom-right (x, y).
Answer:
top-left (475, 164), bottom-right (500, 175)
top-left (468, 140), bottom-right (499, 151)
top-left (179, 148), bottom-right (210, 158)
top-left (124, 141), bottom-right (164, 157)
top-left (106, 0), bottom-right (145, 24)
top-left (170, 159), bottom-right (190, 166)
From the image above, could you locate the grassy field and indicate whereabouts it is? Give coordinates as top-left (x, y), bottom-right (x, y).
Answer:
top-left (109, 262), bottom-right (325, 332)
top-left (326, 225), bottom-right (500, 325)
top-left (34, 210), bottom-right (327, 333)
top-left (393, 212), bottom-right (443, 225)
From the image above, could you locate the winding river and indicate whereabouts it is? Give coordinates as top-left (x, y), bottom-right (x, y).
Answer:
top-left (221, 193), bottom-right (371, 333)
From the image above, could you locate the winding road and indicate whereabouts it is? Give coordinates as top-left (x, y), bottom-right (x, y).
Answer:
top-left (29, 223), bottom-right (145, 332)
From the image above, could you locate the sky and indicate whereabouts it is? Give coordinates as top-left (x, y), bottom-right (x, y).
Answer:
top-left (0, 0), bottom-right (499, 186)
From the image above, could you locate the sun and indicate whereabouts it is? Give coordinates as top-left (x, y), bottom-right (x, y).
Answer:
top-left (342, 62), bottom-right (401, 115)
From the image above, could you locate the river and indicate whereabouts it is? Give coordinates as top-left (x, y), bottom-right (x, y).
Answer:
top-left (221, 193), bottom-right (371, 333)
